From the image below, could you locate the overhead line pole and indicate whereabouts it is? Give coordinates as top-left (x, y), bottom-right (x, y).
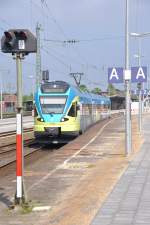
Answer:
top-left (69, 72), bottom-right (84, 87)
top-left (125, 0), bottom-right (132, 155)
top-left (131, 32), bottom-right (150, 132)
top-left (36, 23), bottom-right (41, 91)
top-left (137, 38), bottom-right (142, 133)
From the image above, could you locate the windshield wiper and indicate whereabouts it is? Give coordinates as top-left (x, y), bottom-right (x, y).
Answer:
top-left (49, 112), bottom-right (55, 116)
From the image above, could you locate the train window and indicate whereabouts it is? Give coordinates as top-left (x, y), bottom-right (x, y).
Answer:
top-left (40, 96), bottom-right (67, 114)
top-left (68, 103), bottom-right (77, 117)
top-left (41, 82), bottom-right (69, 93)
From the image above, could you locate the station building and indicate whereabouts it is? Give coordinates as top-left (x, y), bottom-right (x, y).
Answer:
top-left (2, 94), bottom-right (17, 113)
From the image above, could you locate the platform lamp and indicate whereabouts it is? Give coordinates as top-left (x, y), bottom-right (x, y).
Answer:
top-left (130, 32), bottom-right (150, 132)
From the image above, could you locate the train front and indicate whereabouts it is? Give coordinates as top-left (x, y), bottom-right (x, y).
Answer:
top-left (34, 81), bottom-right (80, 143)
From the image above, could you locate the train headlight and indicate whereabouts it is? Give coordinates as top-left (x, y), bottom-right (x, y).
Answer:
top-left (37, 117), bottom-right (44, 122)
top-left (60, 117), bottom-right (69, 122)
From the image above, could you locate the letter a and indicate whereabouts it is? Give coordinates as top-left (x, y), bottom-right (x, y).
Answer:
top-left (136, 67), bottom-right (145, 79)
top-left (109, 68), bottom-right (119, 80)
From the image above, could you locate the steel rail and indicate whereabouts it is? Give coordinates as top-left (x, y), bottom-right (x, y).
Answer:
top-left (0, 127), bottom-right (33, 138)
top-left (0, 143), bottom-right (42, 169)
top-left (0, 139), bottom-right (35, 155)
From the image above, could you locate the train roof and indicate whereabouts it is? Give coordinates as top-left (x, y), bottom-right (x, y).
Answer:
top-left (37, 81), bottom-right (110, 105)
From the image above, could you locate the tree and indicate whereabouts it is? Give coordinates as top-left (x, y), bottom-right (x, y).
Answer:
top-left (107, 84), bottom-right (116, 96)
top-left (79, 84), bottom-right (89, 92)
top-left (23, 93), bottom-right (33, 102)
top-left (91, 87), bottom-right (102, 94)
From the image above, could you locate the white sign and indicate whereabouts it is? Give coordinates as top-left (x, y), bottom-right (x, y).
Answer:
top-left (109, 68), bottom-right (119, 80)
top-left (18, 40), bottom-right (25, 50)
top-left (124, 70), bottom-right (131, 80)
top-left (108, 67), bottom-right (124, 83)
top-left (131, 66), bottom-right (147, 83)
top-left (136, 67), bottom-right (145, 79)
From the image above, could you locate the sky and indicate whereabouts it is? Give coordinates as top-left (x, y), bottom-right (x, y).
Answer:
top-left (0, 0), bottom-right (150, 94)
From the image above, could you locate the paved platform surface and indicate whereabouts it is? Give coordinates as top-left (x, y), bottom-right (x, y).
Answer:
top-left (91, 114), bottom-right (150, 225)
top-left (0, 116), bottom-right (127, 225)
top-left (0, 115), bottom-right (142, 225)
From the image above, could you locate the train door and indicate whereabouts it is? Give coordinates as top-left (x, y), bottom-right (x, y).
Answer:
top-left (79, 102), bottom-right (85, 133)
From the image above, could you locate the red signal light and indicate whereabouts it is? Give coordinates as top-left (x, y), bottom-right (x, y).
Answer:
top-left (4, 31), bottom-right (13, 41)
top-left (19, 31), bottom-right (27, 40)
top-left (14, 31), bottom-right (27, 40)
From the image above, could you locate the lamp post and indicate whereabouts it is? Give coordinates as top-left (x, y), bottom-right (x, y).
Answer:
top-left (130, 32), bottom-right (150, 132)
top-left (125, 0), bottom-right (132, 155)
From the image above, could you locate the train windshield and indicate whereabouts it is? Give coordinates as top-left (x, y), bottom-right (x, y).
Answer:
top-left (40, 96), bottom-right (67, 114)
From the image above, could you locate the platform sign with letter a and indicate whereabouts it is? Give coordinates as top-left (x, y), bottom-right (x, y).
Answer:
top-left (131, 67), bottom-right (147, 83)
top-left (108, 67), bottom-right (124, 83)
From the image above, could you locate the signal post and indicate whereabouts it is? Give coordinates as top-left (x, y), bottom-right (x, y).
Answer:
top-left (1, 29), bottom-right (37, 205)
top-left (15, 53), bottom-right (25, 204)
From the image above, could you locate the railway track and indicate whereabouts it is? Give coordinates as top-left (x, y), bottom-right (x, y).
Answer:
top-left (0, 113), bottom-right (122, 171)
top-left (0, 127), bottom-right (33, 138)
top-left (0, 141), bottom-right (41, 169)
top-left (0, 139), bottom-right (35, 154)
top-left (0, 127), bottom-right (36, 169)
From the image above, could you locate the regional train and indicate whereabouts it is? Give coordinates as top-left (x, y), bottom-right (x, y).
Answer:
top-left (34, 81), bottom-right (111, 143)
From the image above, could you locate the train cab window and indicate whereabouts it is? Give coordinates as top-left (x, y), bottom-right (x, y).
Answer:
top-left (68, 103), bottom-right (77, 117)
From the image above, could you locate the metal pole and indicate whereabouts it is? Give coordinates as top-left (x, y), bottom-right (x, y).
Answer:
top-left (32, 77), bottom-right (34, 101)
top-left (125, 0), bottom-right (132, 155)
top-left (0, 72), bottom-right (3, 120)
top-left (36, 23), bottom-right (41, 91)
top-left (137, 38), bottom-right (142, 132)
top-left (139, 87), bottom-right (142, 132)
top-left (15, 53), bottom-right (25, 205)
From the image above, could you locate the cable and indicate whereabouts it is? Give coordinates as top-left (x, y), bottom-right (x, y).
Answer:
top-left (43, 36), bottom-right (124, 44)
top-left (41, 47), bottom-right (70, 69)
top-left (42, 44), bottom-right (86, 68)
top-left (40, 0), bottom-right (68, 39)
top-left (34, 0), bottom-right (107, 75)
top-left (41, 49), bottom-right (69, 75)
top-left (42, 41), bottom-right (103, 72)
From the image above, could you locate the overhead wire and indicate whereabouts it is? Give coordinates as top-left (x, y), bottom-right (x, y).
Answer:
top-left (0, 0), bottom-right (114, 90)
top-left (41, 47), bottom-right (70, 70)
top-left (39, 0), bottom-right (94, 74)
top-left (42, 44), bottom-right (87, 68)
top-left (34, 0), bottom-right (107, 80)
top-left (43, 36), bottom-right (124, 44)
top-left (40, 0), bottom-right (68, 39)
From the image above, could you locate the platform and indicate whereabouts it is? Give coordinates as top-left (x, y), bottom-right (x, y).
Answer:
top-left (0, 115), bottom-right (145, 225)
top-left (91, 114), bottom-right (150, 225)
top-left (0, 116), bottom-right (33, 133)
